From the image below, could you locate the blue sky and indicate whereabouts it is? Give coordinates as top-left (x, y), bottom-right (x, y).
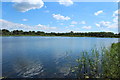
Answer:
top-left (1, 0), bottom-right (119, 33)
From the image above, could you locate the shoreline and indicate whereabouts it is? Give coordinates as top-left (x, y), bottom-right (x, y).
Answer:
top-left (1, 35), bottom-right (120, 38)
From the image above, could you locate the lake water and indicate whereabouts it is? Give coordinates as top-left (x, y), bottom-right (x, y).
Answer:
top-left (2, 36), bottom-right (119, 78)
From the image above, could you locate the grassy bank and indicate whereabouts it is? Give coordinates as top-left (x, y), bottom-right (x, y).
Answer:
top-left (71, 42), bottom-right (120, 78)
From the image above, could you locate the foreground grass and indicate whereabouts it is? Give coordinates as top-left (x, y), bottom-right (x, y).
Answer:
top-left (71, 43), bottom-right (120, 78)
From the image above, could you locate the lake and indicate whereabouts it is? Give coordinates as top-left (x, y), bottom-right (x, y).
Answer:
top-left (2, 36), bottom-right (119, 78)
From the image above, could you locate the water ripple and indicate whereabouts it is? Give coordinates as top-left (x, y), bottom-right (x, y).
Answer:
top-left (14, 62), bottom-right (44, 78)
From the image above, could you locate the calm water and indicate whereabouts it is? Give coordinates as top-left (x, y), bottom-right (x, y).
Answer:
top-left (2, 36), bottom-right (119, 78)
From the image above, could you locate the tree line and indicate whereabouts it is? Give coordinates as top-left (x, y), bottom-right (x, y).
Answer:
top-left (0, 29), bottom-right (120, 38)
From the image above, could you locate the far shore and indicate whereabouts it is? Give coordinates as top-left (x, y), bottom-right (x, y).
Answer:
top-left (1, 35), bottom-right (120, 38)
top-left (1, 29), bottom-right (120, 38)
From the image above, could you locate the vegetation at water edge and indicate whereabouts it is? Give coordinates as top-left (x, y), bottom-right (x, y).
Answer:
top-left (71, 42), bottom-right (120, 78)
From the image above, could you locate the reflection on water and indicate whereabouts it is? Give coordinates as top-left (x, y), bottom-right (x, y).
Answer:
top-left (2, 36), bottom-right (119, 78)
top-left (13, 58), bottom-right (44, 78)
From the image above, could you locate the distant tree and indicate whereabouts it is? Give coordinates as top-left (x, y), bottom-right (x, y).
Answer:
top-left (28, 31), bottom-right (35, 35)
top-left (1, 29), bottom-right (120, 38)
top-left (2, 29), bottom-right (10, 35)
top-left (70, 31), bottom-right (74, 33)
top-left (118, 33), bottom-right (120, 35)
top-left (36, 31), bottom-right (45, 35)
top-left (0, 29), bottom-right (2, 35)
top-left (12, 30), bottom-right (23, 35)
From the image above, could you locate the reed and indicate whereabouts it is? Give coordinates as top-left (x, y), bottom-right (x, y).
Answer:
top-left (71, 43), bottom-right (120, 78)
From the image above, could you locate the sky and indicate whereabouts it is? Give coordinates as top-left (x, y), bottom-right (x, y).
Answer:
top-left (0, 0), bottom-right (119, 33)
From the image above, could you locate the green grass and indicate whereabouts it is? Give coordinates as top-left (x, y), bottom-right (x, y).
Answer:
top-left (71, 43), bottom-right (120, 78)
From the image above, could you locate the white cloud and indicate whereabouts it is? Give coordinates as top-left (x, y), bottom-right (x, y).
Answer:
top-left (107, 23), bottom-right (118, 28)
top-left (52, 14), bottom-right (70, 20)
top-left (82, 26), bottom-right (91, 29)
top-left (95, 9), bottom-right (119, 29)
top-left (112, 9), bottom-right (120, 17)
top-left (113, 16), bottom-right (118, 23)
top-left (36, 24), bottom-right (57, 30)
top-left (96, 21), bottom-right (117, 28)
top-left (94, 10), bottom-right (103, 16)
top-left (113, 10), bottom-right (118, 17)
top-left (22, 19), bottom-right (28, 21)
top-left (80, 21), bottom-right (86, 24)
top-left (0, 19), bottom-right (57, 31)
top-left (58, 0), bottom-right (73, 6)
top-left (95, 23), bottom-right (100, 27)
top-left (13, 0), bottom-right (44, 12)
top-left (0, 19), bottom-right (30, 30)
top-left (100, 21), bottom-right (111, 26)
top-left (114, 0), bottom-right (120, 2)
top-left (44, 5), bottom-right (47, 8)
top-left (113, 9), bottom-right (119, 23)
top-left (71, 21), bottom-right (77, 24)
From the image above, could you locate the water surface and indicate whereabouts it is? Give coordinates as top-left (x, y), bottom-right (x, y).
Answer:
top-left (2, 36), bottom-right (119, 78)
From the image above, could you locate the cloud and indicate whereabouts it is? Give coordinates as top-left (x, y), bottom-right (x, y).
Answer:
top-left (82, 26), bottom-right (91, 29)
top-left (58, 0), bottom-right (73, 6)
top-left (112, 9), bottom-right (120, 17)
top-left (13, 0), bottom-right (44, 12)
top-left (80, 21), bottom-right (86, 24)
top-left (113, 9), bottom-right (120, 23)
top-left (52, 14), bottom-right (70, 20)
top-left (99, 21), bottom-right (111, 26)
top-left (71, 21), bottom-right (77, 24)
top-left (114, 0), bottom-right (120, 2)
top-left (95, 9), bottom-right (119, 29)
top-left (22, 19), bottom-right (28, 21)
top-left (36, 24), bottom-right (57, 30)
top-left (95, 23), bottom-right (100, 27)
top-left (94, 10), bottom-right (103, 16)
top-left (0, 19), bottom-right (29, 30)
top-left (96, 21), bottom-right (117, 28)
top-left (113, 16), bottom-right (118, 23)
top-left (44, 6), bottom-right (47, 8)
top-left (107, 23), bottom-right (118, 28)
top-left (0, 19), bottom-right (57, 31)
